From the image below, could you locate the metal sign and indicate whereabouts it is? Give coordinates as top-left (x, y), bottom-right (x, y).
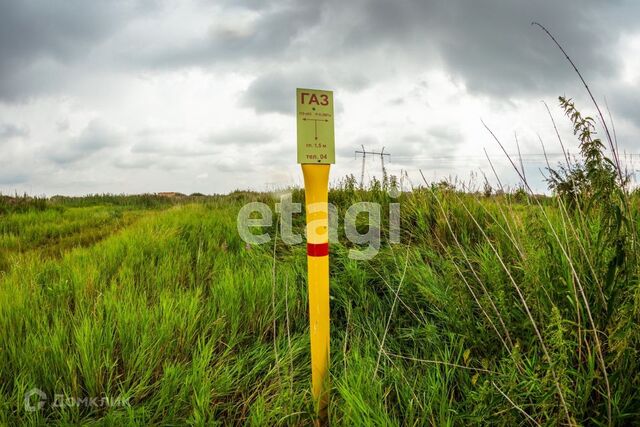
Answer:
top-left (297, 87), bottom-right (334, 423)
top-left (296, 88), bottom-right (335, 164)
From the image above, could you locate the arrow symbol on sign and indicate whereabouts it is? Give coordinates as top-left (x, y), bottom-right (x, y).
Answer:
top-left (302, 118), bottom-right (330, 140)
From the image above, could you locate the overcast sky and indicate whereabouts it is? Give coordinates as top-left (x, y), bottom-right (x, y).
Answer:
top-left (1, 0), bottom-right (639, 196)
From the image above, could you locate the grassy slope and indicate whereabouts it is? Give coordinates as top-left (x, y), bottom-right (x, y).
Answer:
top-left (0, 189), bottom-right (639, 425)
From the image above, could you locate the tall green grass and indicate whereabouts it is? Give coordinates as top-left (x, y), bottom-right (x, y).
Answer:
top-left (1, 178), bottom-right (639, 424)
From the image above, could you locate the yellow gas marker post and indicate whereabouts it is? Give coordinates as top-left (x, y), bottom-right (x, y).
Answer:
top-left (296, 88), bottom-right (335, 422)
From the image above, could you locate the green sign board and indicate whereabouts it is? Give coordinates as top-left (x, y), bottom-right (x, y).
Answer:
top-left (296, 88), bottom-right (335, 164)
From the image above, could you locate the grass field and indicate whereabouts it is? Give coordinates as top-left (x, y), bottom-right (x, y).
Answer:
top-left (1, 174), bottom-right (639, 425)
top-left (1, 3), bottom-right (637, 425)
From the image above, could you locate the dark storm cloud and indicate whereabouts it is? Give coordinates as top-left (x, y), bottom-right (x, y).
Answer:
top-left (47, 119), bottom-right (122, 165)
top-left (239, 67), bottom-right (363, 115)
top-left (0, 123), bottom-right (29, 140)
top-left (226, 0), bottom-right (638, 115)
top-left (353, 0), bottom-right (637, 97)
top-left (262, 1), bottom-right (631, 87)
top-left (0, 0), bottom-right (146, 101)
top-left (240, 70), bottom-right (328, 114)
top-left (127, 1), bottom-right (324, 69)
top-left (424, 0), bottom-right (632, 96)
top-left (608, 85), bottom-right (640, 129)
top-left (1, 0), bottom-right (639, 196)
top-left (2, 0), bottom-right (637, 104)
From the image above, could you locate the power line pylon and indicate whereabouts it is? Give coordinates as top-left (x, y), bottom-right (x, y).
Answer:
top-left (355, 146), bottom-right (390, 188)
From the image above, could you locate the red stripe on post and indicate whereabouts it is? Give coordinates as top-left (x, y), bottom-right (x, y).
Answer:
top-left (307, 242), bottom-right (329, 257)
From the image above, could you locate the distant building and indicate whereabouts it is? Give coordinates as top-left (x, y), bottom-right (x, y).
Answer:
top-left (157, 192), bottom-right (186, 198)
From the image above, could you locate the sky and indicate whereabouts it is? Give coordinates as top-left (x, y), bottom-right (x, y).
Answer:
top-left (0, 0), bottom-right (639, 196)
